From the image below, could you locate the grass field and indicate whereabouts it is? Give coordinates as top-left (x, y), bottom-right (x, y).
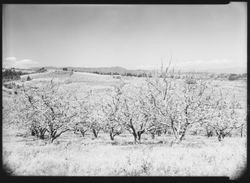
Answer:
top-left (2, 126), bottom-right (247, 178)
top-left (2, 70), bottom-right (247, 178)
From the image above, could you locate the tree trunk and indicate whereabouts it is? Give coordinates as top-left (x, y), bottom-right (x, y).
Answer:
top-left (38, 128), bottom-right (47, 139)
top-left (137, 132), bottom-right (142, 142)
top-left (132, 132), bottom-right (137, 143)
top-left (172, 127), bottom-right (178, 139)
top-left (151, 133), bottom-right (155, 139)
top-left (110, 132), bottom-right (114, 141)
top-left (138, 134), bottom-right (141, 141)
top-left (92, 129), bottom-right (98, 138)
top-left (179, 132), bottom-right (185, 142)
top-left (31, 128), bottom-right (36, 136)
top-left (208, 131), bottom-right (213, 137)
top-left (80, 130), bottom-right (87, 137)
top-left (50, 129), bottom-right (69, 143)
top-left (50, 130), bottom-right (57, 142)
top-left (137, 130), bottom-right (145, 142)
top-left (222, 133), bottom-right (226, 139)
top-left (177, 126), bottom-right (188, 142)
top-left (109, 127), bottom-right (115, 141)
top-left (128, 119), bottom-right (138, 143)
top-left (218, 134), bottom-right (222, 142)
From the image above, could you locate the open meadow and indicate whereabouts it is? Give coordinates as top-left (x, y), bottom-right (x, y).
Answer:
top-left (2, 70), bottom-right (247, 179)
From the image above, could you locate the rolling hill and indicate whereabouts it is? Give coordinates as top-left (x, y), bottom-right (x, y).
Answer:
top-left (30, 66), bottom-right (152, 75)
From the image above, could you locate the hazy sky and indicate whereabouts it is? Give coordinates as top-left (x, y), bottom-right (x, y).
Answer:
top-left (3, 3), bottom-right (247, 73)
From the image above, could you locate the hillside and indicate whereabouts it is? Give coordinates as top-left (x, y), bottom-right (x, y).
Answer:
top-left (30, 66), bottom-right (151, 76)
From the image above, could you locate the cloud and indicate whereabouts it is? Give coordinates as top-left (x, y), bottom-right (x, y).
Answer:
top-left (5, 57), bottom-right (17, 61)
top-left (3, 57), bottom-right (40, 69)
top-left (14, 59), bottom-right (39, 68)
top-left (3, 57), bottom-right (17, 68)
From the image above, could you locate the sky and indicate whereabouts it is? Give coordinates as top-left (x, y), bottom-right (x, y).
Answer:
top-left (2, 3), bottom-right (247, 73)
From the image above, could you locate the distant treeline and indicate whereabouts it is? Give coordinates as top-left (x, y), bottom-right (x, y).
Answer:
top-left (2, 69), bottom-right (28, 82)
top-left (91, 71), bottom-right (153, 78)
top-left (2, 67), bottom-right (47, 83)
top-left (79, 70), bottom-right (247, 81)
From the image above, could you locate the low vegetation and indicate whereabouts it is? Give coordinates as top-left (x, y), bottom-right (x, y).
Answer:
top-left (2, 130), bottom-right (246, 178)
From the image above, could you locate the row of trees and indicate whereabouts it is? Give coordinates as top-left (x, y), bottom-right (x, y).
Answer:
top-left (8, 65), bottom-right (245, 144)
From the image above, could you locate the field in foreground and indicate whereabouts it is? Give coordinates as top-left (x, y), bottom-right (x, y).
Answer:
top-left (3, 127), bottom-right (246, 178)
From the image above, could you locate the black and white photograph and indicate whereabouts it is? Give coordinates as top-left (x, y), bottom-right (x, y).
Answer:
top-left (2, 3), bottom-right (247, 179)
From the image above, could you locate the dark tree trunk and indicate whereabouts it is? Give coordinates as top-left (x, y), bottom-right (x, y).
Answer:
top-left (38, 128), bottom-right (47, 139)
top-left (176, 106), bottom-right (191, 142)
top-left (49, 128), bottom-right (69, 143)
top-left (80, 130), bottom-right (87, 137)
top-left (110, 132), bottom-right (114, 141)
top-left (218, 134), bottom-right (222, 142)
top-left (50, 130), bottom-right (57, 142)
top-left (51, 137), bottom-right (56, 143)
top-left (31, 127), bottom-right (47, 139)
top-left (179, 132), bottom-right (185, 142)
top-left (138, 134), bottom-right (141, 141)
top-left (40, 134), bottom-right (45, 139)
top-left (137, 130), bottom-right (145, 142)
top-left (172, 127), bottom-right (178, 139)
top-left (132, 132), bottom-right (137, 143)
top-left (137, 132), bottom-right (142, 142)
top-left (31, 128), bottom-right (36, 136)
top-left (92, 129), bottom-right (98, 138)
top-left (128, 119), bottom-right (138, 143)
top-left (109, 127), bottom-right (115, 141)
top-left (109, 127), bottom-right (121, 141)
top-left (208, 131), bottom-right (213, 137)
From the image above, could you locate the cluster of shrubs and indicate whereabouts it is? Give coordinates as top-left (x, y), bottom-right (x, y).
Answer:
top-left (185, 78), bottom-right (197, 84)
top-left (26, 76), bottom-right (32, 81)
top-left (2, 68), bottom-right (36, 83)
top-left (208, 73), bottom-right (247, 81)
top-left (228, 74), bottom-right (241, 81)
top-left (36, 67), bottom-right (47, 73)
top-left (2, 69), bottom-right (26, 82)
top-left (3, 82), bottom-right (21, 90)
